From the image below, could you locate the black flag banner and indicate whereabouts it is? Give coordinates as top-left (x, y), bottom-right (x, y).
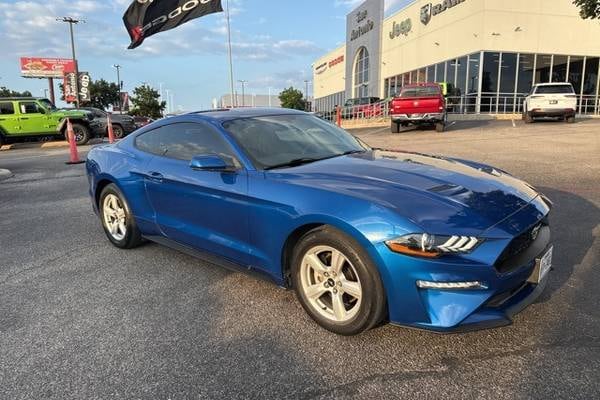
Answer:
top-left (123, 0), bottom-right (223, 49)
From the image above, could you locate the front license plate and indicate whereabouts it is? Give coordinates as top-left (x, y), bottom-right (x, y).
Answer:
top-left (538, 246), bottom-right (553, 282)
top-left (549, 100), bottom-right (558, 105)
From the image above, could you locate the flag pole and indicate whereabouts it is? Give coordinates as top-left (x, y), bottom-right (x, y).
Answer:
top-left (225, 0), bottom-right (235, 107)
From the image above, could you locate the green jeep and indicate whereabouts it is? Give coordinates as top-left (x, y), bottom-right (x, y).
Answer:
top-left (0, 97), bottom-right (96, 146)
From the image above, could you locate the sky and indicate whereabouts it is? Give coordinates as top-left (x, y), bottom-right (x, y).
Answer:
top-left (0, 0), bottom-right (411, 111)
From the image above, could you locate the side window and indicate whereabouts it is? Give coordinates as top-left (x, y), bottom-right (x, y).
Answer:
top-left (19, 102), bottom-right (42, 114)
top-left (135, 122), bottom-right (237, 163)
top-left (0, 102), bottom-right (15, 115)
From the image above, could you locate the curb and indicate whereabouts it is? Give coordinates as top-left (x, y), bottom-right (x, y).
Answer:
top-left (0, 169), bottom-right (13, 182)
top-left (0, 141), bottom-right (70, 151)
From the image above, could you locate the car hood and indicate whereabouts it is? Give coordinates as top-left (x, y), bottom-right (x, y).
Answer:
top-left (267, 150), bottom-right (541, 234)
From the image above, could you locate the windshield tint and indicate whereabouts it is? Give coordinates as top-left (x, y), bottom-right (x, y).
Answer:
top-left (223, 114), bottom-right (368, 170)
top-left (399, 86), bottom-right (441, 98)
top-left (535, 85), bottom-right (574, 94)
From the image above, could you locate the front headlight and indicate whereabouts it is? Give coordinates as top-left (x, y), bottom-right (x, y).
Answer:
top-left (385, 233), bottom-right (482, 258)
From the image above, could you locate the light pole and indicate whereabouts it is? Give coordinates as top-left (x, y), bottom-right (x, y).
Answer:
top-left (304, 80), bottom-right (311, 111)
top-left (113, 64), bottom-right (122, 113)
top-left (238, 80), bottom-right (247, 107)
top-left (57, 17), bottom-right (84, 107)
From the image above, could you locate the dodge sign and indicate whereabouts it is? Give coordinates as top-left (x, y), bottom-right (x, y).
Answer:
top-left (20, 57), bottom-right (75, 79)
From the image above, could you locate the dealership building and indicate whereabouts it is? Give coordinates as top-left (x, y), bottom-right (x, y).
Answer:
top-left (313, 0), bottom-right (600, 114)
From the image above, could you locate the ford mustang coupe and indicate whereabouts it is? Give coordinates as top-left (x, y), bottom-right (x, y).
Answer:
top-left (86, 108), bottom-right (553, 335)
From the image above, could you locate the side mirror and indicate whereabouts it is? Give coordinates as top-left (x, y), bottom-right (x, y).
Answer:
top-left (190, 154), bottom-right (236, 172)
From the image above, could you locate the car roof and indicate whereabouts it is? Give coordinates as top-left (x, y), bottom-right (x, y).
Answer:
top-left (0, 97), bottom-right (44, 101)
top-left (182, 107), bottom-right (307, 122)
top-left (402, 83), bottom-right (441, 88)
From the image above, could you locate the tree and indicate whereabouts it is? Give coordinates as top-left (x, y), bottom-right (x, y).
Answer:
top-left (0, 86), bottom-right (32, 97)
top-left (573, 0), bottom-right (600, 19)
top-left (279, 87), bottom-right (306, 110)
top-left (129, 84), bottom-right (166, 119)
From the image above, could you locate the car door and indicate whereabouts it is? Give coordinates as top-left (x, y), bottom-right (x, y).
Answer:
top-left (17, 101), bottom-right (52, 134)
top-left (140, 121), bottom-right (252, 265)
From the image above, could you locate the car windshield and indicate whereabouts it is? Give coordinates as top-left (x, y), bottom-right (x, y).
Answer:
top-left (399, 86), bottom-right (441, 98)
top-left (39, 99), bottom-right (57, 111)
top-left (535, 85), bottom-right (574, 94)
top-left (223, 114), bottom-right (368, 170)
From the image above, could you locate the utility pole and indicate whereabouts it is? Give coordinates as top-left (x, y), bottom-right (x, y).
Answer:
top-left (238, 80), bottom-right (247, 107)
top-left (165, 89), bottom-right (171, 114)
top-left (113, 64), bottom-right (122, 113)
top-left (57, 17), bottom-right (84, 107)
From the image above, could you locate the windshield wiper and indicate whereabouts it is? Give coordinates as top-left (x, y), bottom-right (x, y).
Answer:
top-left (340, 150), bottom-right (366, 156)
top-left (264, 158), bottom-right (322, 170)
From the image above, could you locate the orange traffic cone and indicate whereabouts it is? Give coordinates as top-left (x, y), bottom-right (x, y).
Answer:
top-left (107, 113), bottom-right (115, 144)
top-left (65, 118), bottom-right (85, 165)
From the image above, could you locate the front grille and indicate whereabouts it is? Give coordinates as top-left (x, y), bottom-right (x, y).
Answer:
top-left (495, 219), bottom-right (548, 274)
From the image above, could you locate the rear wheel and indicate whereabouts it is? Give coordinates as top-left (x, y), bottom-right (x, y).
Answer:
top-left (391, 120), bottom-right (400, 133)
top-left (292, 226), bottom-right (386, 335)
top-left (65, 122), bottom-right (91, 145)
top-left (566, 116), bottom-right (575, 124)
top-left (112, 124), bottom-right (125, 139)
top-left (524, 111), bottom-right (534, 124)
top-left (99, 184), bottom-right (143, 249)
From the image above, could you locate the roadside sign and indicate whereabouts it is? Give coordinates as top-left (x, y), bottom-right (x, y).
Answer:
top-left (20, 57), bottom-right (75, 79)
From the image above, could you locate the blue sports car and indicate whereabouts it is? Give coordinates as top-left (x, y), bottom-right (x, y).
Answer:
top-left (86, 108), bottom-right (553, 335)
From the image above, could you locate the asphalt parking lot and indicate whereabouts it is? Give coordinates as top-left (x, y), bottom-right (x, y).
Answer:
top-left (1, 119), bottom-right (599, 399)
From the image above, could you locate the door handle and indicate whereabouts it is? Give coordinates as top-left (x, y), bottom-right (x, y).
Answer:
top-left (147, 171), bottom-right (164, 183)
top-left (20, 117), bottom-right (29, 120)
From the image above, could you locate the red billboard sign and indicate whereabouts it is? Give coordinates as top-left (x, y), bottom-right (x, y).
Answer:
top-left (20, 57), bottom-right (75, 78)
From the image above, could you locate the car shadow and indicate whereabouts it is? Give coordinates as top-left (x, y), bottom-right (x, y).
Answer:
top-left (533, 186), bottom-right (599, 303)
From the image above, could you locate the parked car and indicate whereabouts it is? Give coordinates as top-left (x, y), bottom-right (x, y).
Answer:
top-left (133, 116), bottom-right (154, 129)
top-left (522, 83), bottom-right (577, 123)
top-left (63, 107), bottom-right (137, 139)
top-left (87, 108), bottom-right (553, 335)
top-left (0, 97), bottom-right (95, 146)
top-left (339, 97), bottom-right (382, 118)
top-left (390, 83), bottom-right (447, 133)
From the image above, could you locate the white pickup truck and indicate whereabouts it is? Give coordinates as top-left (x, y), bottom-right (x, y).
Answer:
top-left (522, 83), bottom-right (577, 123)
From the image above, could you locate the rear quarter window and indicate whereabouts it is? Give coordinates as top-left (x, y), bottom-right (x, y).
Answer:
top-left (0, 102), bottom-right (14, 115)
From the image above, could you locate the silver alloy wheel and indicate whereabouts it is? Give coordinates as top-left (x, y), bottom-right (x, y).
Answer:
top-left (299, 245), bottom-right (362, 323)
top-left (102, 194), bottom-right (127, 241)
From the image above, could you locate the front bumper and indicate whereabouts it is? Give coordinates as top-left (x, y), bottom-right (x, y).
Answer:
top-left (377, 200), bottom-right (551, 333)
top-left (392, 113), bottom-right (445, 123)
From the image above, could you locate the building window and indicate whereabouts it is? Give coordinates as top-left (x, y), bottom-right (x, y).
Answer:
top-left (499, 52), bottom-right (517, 94)
top-left (434, 62), bottom-right (446, 82)
top-left (456, 56), bottom-right (468, 96)
top-left (535, 54), bottom-right (552, 84)
top-left (568, 56), bottom-right (584, 94)
top-left (517, 53), bottom-right (535, 94)
top-left (552, 55), bottom-right (568, 82)
top-left (353, 47), bottom-right (370, 98)
top-left (482, 52), bottom-right (500, 93)
top-left (583, 57), bottom-right (599, 95)
top-left (467, 53), bottom-right (480, 94)
top-left (448, 59), bottom-right (458, 86)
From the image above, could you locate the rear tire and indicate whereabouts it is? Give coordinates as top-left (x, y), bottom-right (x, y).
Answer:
top-left (292, 226), bottom-right (386, 336)
top-left (65, 122), bottom-right (91, 145)
top-left (99, 183), bottom-right (143, 249)
top-left (112, 124), bottom-right (125, 139)
top-left (524, 112), bottom-right (534, 124)
top-left (391, 121), bottom-right (400, 133)
top-left (566, 116), bottom-right (575, 124)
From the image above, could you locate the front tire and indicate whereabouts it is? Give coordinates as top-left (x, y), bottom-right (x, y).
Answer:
top-left (435, 122), bottom-right (445, 132)
top-left (292, 226), bottom-right (386, 335)
top-left (99, 184), bottom-right (143, 249)
top-left (566, 116), bottom-right (575, 123)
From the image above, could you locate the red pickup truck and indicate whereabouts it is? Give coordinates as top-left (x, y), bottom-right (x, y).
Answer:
top-left (390, 83), bottom-right (447, 133)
